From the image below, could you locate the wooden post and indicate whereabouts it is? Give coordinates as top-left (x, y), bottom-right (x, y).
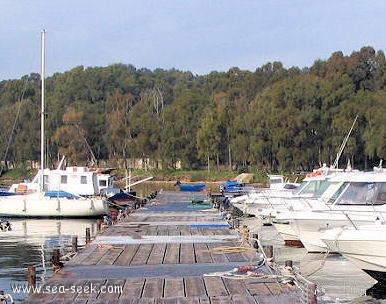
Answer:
top-left (27, 265), bottom-right (36, 290)
top-left (72, 236), bottom-right (78, 252)
top-left (252, 233), bottom-right (259, 249)
top-left (86, 227), bottom-right (91, 244)
top-left (52, 249), bottom-right (60, 263)
top-left (263, 245), bottom-right (273, 259)
top-left (232, 219), bottom-right (240, 229)
top-left (96, 219), bottom-right (101, 232)
top-left (285, 260), bottom-right (293, 268)
top-left (51, 249), bottom-right (63, 272)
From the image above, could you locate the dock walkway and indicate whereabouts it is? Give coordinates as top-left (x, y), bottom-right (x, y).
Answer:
top-left (24, 191), bottom-right (316, 303)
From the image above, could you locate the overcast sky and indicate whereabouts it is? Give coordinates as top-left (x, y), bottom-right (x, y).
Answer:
top-left (1, 0), bottom-right (385, 80)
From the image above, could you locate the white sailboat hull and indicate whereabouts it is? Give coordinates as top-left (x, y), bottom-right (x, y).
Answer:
top-left (0, 192), bottom-right (108, 217)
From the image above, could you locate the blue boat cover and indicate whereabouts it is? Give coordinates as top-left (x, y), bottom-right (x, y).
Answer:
top-left (44, 191), bottom-right (78, 199)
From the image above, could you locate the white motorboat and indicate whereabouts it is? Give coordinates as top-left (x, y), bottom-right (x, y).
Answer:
top-left (321, 224), bottom-right (386, 283)
top-left (235, 165), bottom-right (358, 218)
top-left (277, 170), bottom-right (386, 252)
top-left (0, 31), bottom-right (108, 218)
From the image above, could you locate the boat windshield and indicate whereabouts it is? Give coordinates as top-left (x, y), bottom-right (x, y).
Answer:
top-left (294, 180), bottom-right (328, 197)
top-left (325, 182), bottom-right (349, 204)
top-left (334, 182), bottom-right (386, 205)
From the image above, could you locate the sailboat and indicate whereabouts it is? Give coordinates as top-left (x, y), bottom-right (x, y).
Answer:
top-left (0, 30), bottom-right (108, 217)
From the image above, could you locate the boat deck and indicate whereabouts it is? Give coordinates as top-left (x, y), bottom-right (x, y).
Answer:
top-left (24, 191), bottom-right (316, 303)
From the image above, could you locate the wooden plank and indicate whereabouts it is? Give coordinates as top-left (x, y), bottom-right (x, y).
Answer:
top-left (141, 277), bottom-right (164, 298)
top-left (147, 243), bottom-right (167, 265)
top-left (97, 247), bottom-right (125, 265)
top-left (24, 278), bottom-right (64, 303)
top-left (167, 225), bottom-right (181, 236)
top-left (95, 278), bottom-right (125, 301)
top-left (222, 277), bottom-right (250, 296)
top-left (156, 224), bottom-right (169, 236)
top-left (207, 296), bottom-right (237, 304)
top-left (207, 243), bottom-right (229, 263)
top-left (146, 224), bottom-right (158, 236)
top-left (119, 278), bottom-right (145, 299)
top-left (80, 246), bottom-right (110, 265)
top-left (179, 225), bottom-right (193, 236)
top-left (114, 245), bottom-right (139, 266)
top-left (155, 298), bottom-right (199, 304)
top-left (73, 279), bottom-right (104, 303)
top-left (68, 280), bottom-right (88, 302)
top-left (193, 243), bottom-right (212, 263)
top-left (224, 242), bottom-right (249, 263)
top-left (245, 281), bottom-right (272, 296)
top-left (180, 243), bottom-right (195, 264)
top-left (163, 277), bottom-right (185, 298)
top-left (163, 243), bottom-right (180, 264)
top-left (231, 295), bottom-right (258, 304)
top-left (253, 294), bottom-right (281, 304)
top-left (50, 279), bottom-right (80, 302)
top-left (203, 276), bottom-right (228, 297)
top-left (184, 277), bottom-right (206, 297)
top-left (265, 281), bottom-right (294, 295)
top-left (130, 244), bottom-right (154, 265)
top-left (66, 245), bottom-right (98, 265)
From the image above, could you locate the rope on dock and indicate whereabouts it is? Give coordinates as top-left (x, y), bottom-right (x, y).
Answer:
top-left (210, 246), bottom-right (257, 253)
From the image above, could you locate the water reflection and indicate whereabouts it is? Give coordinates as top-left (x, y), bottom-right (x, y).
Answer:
top-left (0, 218), bottom-right (96, 303)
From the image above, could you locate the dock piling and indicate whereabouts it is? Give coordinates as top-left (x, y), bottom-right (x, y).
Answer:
top-left (72, 236), bottom-right (78, 252)
top-left (86, 227), bottom-right (91, 244)
top-left (252, 233), bottom-right (259, 249)
top-left (26, 265), bottom-right (36, 290)
top-left (96, 219), bottom-right (101, 232)
top-left (263, 245), bottom-right (274, 259)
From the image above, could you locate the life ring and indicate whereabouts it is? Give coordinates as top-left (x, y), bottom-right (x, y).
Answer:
top-left (306, 171), bottom-right (322, 178)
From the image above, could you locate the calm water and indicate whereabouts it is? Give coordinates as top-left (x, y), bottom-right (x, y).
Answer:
top-left (0, 218), bottom-right (97, 303)
top-left (1, 182), bottom-right (385, 303)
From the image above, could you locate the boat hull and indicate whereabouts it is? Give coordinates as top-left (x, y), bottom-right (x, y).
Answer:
top-left (322, 225), bottom-right (386, 282)
top-left (273, 221), bottom-right (303, 247)
top-left (0, 192), bottom-right (108, 217)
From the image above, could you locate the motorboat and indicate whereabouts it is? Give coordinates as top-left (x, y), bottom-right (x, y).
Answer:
top-left (276, 170), bottom-right (386, 252)
top-left (235, 165), bottom-right (356, 218)
top-left (321, 224), bottom-right (386, 283)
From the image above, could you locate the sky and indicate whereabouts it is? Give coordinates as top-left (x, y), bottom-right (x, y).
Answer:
top-left (1, 0), bottom-right (386, 80)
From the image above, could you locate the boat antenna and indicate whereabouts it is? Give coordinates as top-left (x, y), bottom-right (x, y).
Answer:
top-left (331, 115), bottom-right (358, 169)
top-left (40, 29), bottom-right (46, 191)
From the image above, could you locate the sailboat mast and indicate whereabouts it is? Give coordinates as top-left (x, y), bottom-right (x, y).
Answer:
top-left (40, 30), bottom-right (46, 191)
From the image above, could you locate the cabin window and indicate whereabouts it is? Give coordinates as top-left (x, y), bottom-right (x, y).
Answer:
top-left (61, 176), bottom-right (68, 184)
top-left (335, 182), bottom-right (386, 205)
top-left (300, 180), bottom-right (325, 195)
top-left (312, 180), bottom-right (330, 197)
top-left (326, 182), bottom-right (349, 204)
top-left (99, 180), bottom-right (107, 187)
top-left (81, 176), bottom-right (87, 184)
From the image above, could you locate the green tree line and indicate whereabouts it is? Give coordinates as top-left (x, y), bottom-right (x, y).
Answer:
top-left (1, 46), bottom-right (385, 173)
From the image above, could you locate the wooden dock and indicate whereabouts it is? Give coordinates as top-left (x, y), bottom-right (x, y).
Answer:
top-left (24, 191), bottom-right (317, 303)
